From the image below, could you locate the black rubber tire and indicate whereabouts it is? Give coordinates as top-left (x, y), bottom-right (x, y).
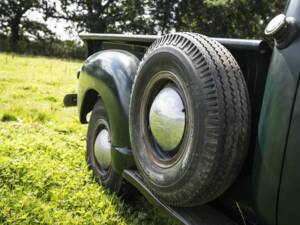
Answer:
top-left (129, 32), bottom-right (250, 206)
top-left (87, 100), bottom-right (124, 194)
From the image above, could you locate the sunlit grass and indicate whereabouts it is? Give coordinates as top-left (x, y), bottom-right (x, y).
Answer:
top-left (0, 53), bottom-right (173, 225)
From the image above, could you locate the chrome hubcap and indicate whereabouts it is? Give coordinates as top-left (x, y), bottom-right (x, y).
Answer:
top-left (94, 128), bottom-right (111, 169)
top-left (149, 85), bottom-right (186, 151)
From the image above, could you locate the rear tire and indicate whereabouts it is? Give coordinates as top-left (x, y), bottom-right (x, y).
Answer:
top-left (129, 32), bottom-right (250, 206)
top-left (87, 100), bottom-right (125, 194)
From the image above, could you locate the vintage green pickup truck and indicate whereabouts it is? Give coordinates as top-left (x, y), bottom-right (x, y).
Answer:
top-left (64, 0), bottom-right (300, 224)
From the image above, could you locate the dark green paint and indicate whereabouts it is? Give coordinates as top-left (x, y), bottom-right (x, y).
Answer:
top-left (253, 1), bottom-right (300, 224)
top-left (278, 75), bottom-right (300, 225)
top-left (78, 50), bottom-right (140, 148)
top-left (111, 147), bottom-right (135, 174)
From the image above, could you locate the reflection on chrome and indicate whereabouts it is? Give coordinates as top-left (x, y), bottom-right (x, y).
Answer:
top-left (94, 128), bottom-right (111, 169)
top-left (149, 86), bottom-right (185, 151)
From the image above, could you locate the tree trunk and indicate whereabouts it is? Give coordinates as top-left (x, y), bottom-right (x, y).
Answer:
top-left (9, 16), bottom-right (21, 52)
top-left (88, 19), bottom-right (106, 33)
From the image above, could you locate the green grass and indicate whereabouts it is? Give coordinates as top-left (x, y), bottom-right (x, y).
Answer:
top-left (0, 53), bottom-right (173, 225)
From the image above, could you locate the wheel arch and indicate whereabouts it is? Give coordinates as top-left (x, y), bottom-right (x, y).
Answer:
top-left (78, 49), bottom-right (140, 148)
top-left (79, 89), bottom-right (99, 124)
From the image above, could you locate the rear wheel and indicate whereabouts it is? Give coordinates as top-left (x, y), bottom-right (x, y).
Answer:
top-left (129, 32), bottom-right (250, 206)
top-left (86, 100), bottom-right (123, 193)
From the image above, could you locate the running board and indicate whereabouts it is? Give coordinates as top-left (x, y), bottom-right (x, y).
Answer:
top-left (122, 169), bottom-right (238, 225)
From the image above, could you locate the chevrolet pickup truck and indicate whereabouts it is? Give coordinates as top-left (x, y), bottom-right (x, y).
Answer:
top-left (64, 0), bottom-right (300, 224)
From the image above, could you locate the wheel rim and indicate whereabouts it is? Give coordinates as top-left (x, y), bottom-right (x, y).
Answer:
top-left (149, 84), bottom-right (186, 151)
top-left (139, 70), bottom-right (190, 167)
top-left (94, 125), bottom-right (111, 170)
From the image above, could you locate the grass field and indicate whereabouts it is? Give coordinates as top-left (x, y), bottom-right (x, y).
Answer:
top-left (0, 53), bottom-right (172, 225)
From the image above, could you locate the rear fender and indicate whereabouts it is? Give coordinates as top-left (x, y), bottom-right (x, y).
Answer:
top-left (78, 50), bottom-right (140, 148)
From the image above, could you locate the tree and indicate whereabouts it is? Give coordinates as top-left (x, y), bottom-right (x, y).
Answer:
top-left (0, 0), bottom-right (55, 51)
top-left (174, 0), bottom-right (286, 39)
top-left (143, 0), bottom-right (286, 38)
top-left (147, 0), bottom-right (179, 35)
top-left (53, 0), bottom-right (148, 34)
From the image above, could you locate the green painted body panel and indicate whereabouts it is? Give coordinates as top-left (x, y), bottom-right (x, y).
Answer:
top-left (278, 76), bottom-right (300, 225)
top-left (78, 50), bottom-right (139, 148)
top-left (253, 1), bottom-right (300, 224)
top-left (253, 49), bottom-right (298, 225)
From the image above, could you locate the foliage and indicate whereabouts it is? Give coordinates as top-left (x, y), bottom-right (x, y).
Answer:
top-left (0, 0), bottom-right (56, 50)
top-left (0, 53), bottom-right (174, 225)
top-left (0, 36), bottom-right (85, 59)
top-left (49, 0), bottom-right (286, 37)
top-left (145, 0), bottom-right (286, 37)
top-left (174, 0), bottom-right (286, 38)
top-left (147, 0), bottom-right (178, 34)
top-left (53, 0), bottom-right (148, 33)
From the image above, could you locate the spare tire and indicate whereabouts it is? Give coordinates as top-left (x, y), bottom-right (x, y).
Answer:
top-left (129, 32), bottom-right (250, 206)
